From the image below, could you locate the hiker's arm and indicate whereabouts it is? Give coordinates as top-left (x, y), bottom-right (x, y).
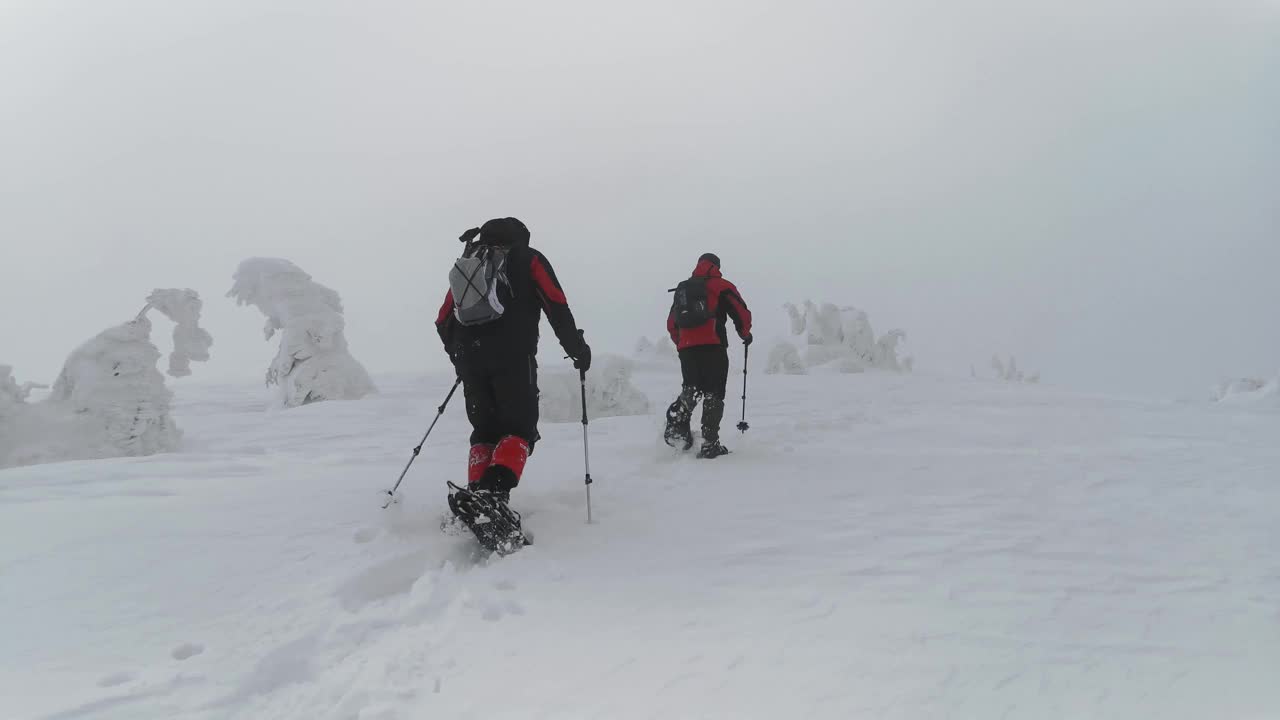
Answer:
top-left (667, 307), bottom-right (679, 345)
top-left (530, 252), bottom-right (587, 359)
top-left (721, 283), bottom-right (752, 339)
top-left (435, 290), bottom-right (456, 350)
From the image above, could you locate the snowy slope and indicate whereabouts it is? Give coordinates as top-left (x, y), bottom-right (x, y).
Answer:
top-left (2, 369), bottom-right (1278, 719)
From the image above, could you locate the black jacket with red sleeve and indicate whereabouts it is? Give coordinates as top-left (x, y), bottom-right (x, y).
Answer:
top-left (667, 258), bottom-right (752, 350)
top-left (436, 239), bottom-right (586, 363)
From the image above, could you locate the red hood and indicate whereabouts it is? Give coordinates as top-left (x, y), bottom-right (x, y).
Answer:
top-left (692, 259), bottom-right (722, 279)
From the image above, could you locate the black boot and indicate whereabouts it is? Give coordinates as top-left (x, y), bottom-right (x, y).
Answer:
top-left (696, 441), bottom-right (730, 459)
top-left (664, 389), bottom-right (697, 450)
top-left (697, 396), bottom-right (729, 459)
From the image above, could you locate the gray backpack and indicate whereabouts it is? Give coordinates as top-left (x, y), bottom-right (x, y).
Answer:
top-left (449, 245), bottom-right (510, 326)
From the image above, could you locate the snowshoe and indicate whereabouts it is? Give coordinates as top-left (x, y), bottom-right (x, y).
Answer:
top-left (696, 441), bottom-right (730, 459)
top-left (664, 397), bottom-right (695, 450)
top-left (664, 423), bottom-right (694, 451)
top-left (447, 482), bottom-right (530, 556)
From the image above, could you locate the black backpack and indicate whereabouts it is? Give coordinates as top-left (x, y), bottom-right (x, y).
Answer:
top-left (670, 277), bottom-right (713, 329)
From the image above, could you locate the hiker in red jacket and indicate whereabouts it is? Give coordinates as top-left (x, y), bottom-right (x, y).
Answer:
top-left (664, 253), bottom-right (752, 458)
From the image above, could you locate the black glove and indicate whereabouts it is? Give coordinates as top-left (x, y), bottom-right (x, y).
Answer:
top-left (743, 333), bottom-right (754, 347)
top-left (573, 342), bottom-right (592, 373)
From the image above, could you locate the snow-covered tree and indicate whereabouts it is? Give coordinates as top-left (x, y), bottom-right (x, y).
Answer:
top-left (47, 314), bottom-right (181, 457)
top-left (782, 300), bottom-right (912, 373)
top-left (633, 335), bottom-right (679, 370)
top-left (1212, 375), bottom-right (1275, 403)
top-left (146, 289), bottom-right (213, 377)
top-left (784, 303), bottom-right (806, 337)
top-left (988, 354), bottom-right (1039, 384)
top-left (0, 365), bottom-right (42, 409)
top-left (541, 354), bottom-right (650, 422)
top-left (227, 258), bottom-right (376, 407)
top-left (0, 365), bottom-right (52, 468)
top-left (1, 290), bottom-right (213, 469)
top-left (766, 342), bottom-right (808, 375)
top-left (839, 308), bottom-right (876, 364)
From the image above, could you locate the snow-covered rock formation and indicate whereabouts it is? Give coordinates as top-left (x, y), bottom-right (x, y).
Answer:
top-left (227, 258), bottom-right (376, 408)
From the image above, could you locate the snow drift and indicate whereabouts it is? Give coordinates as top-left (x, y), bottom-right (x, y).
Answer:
top-left (0, 291), bottom-right (212, 469)
top-left (540, 354), bottom-right (651, 423)
top-left (227, 258), bottom-right (376, 408)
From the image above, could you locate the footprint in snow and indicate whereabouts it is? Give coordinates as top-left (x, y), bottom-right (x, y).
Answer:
top-left (172, 642), bottom-right (205, 661)
top-left (352, 527), bottom-right (378, 544)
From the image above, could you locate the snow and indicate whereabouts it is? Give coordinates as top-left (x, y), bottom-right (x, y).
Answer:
top-left (227, 258), bottom-right (376, 408)
top-left (2, 369), bottom-right (1279, 719)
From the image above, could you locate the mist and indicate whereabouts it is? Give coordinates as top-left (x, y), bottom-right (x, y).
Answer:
top-left (2, 0), bottom-right (1277, 397)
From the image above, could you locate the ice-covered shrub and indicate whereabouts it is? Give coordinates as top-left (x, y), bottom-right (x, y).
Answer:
top-left (541, 354), bottom-right (650, 423)
top-left (227, 258), bottom-right (376, 408)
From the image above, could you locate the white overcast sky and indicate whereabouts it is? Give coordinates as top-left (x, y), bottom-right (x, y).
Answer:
top-left (2, 0), bottom-right (1277, 397)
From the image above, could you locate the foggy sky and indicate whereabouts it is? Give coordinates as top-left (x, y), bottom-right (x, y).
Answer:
top-left (2, 0), bottom-right (1277, 397)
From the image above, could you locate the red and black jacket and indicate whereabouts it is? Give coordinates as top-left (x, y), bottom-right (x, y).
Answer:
top-left (436, 242), bottom-right (585, 362)
top-left (667, 258), bottom-right (752, 350)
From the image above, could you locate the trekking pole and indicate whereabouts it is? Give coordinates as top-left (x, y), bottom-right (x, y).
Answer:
top-left (737, 344), bottom-right (750, 433)
top-left (382, 377), bottom-right (462, 508)
top-left (580, 368), bottom-right (594, 524)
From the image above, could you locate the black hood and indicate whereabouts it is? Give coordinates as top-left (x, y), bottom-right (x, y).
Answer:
top-left (479, 217), bottom-right (530, 247)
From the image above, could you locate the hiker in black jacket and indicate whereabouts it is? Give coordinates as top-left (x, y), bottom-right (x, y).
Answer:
top-left (435, 218), bottom-right (590, 513)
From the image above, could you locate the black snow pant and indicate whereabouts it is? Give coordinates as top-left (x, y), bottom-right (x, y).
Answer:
top-left (668, 345), bottom-right (729, 443)
top-left (459, 349), bottom-right (540, 450)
